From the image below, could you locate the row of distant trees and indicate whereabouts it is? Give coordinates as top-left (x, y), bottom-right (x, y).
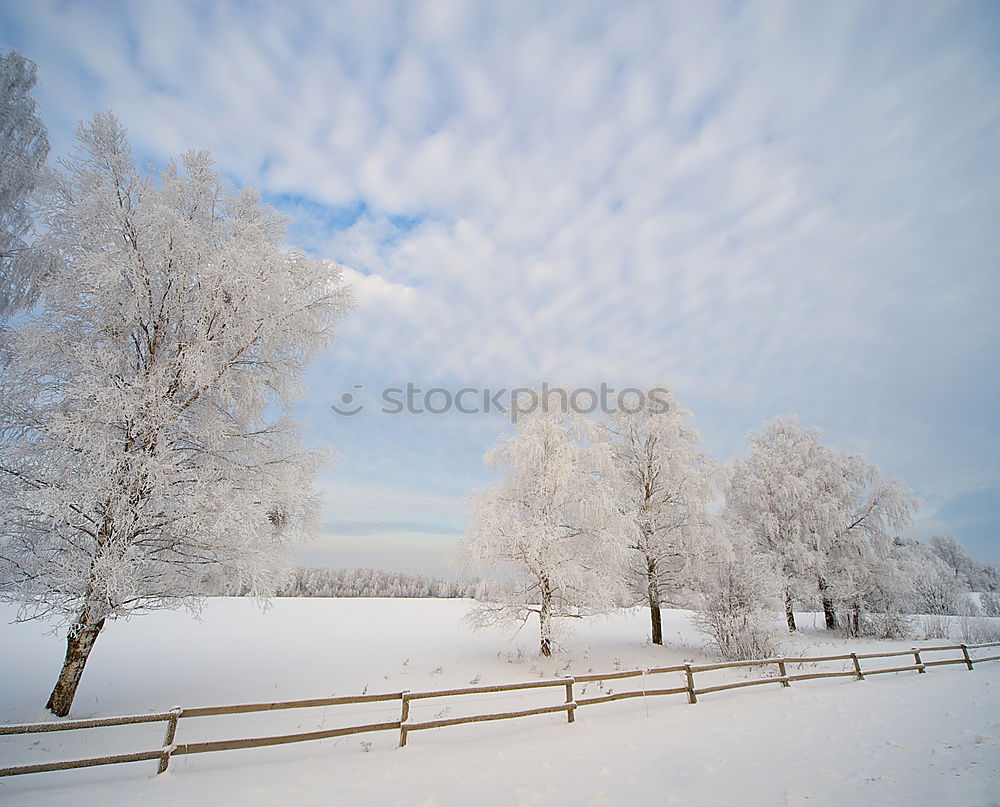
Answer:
top-left (231, 567), bottom-right (478, 599)
top-left (458, 389), bottom-right (1000, 658)
top-left (234, 534), bottom-right (1000, 618)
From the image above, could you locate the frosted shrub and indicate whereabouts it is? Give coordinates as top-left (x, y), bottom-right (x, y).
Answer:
top-left (911, 571), bottom-right (965, 616)
top-left (959, 615), bottom-right (1000, 644)
top-left (920, 615), bottom-right (952, 640)
top-left (980, 592), bottom-right (1000, 618)
top-left (934, 595), bottom-right (1000, 643)
top-left (853, 610), bottom-right (913, 640)
top-left (695, 554), bottom-right (781, 661)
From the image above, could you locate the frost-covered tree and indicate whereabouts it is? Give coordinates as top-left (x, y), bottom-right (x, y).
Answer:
top-left (0, 114), bottom-right (352, 715)
top-left (813, 449), bottom-right (915, 629)
top-left (725, 417), bottom-right (830, 631)
top-left (460, 400), bottom-right (630, 656)
top-left (930, 534), bottom-right (1000, 593)
top-left (822, 534), bottom-right (914, 638)
top-left (1, 51), bottom-right (51, 319)
top-left (929, 535), bottom-right (969, 579)
top-left (893, 537), bottom-right (964, 616)
top-left (726, 416), bottom-right (915, 632)
top-left (981, 592), bottom-right (1000, 618)
top-left (605, 386), bottom-right (716, 645)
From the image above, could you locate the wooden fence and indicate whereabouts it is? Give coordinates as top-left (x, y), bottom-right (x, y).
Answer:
top-left (2, 640), bottom-right (998, 780)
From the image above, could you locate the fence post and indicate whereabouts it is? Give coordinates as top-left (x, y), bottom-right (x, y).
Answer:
top-left (398, 692), bottom-right (411, 748)
top-left (960, 644), bottom-right (974, 671)
top-left (777, 660), bottom-right (790, 687)
top-left (913, 650), bottom-right (925, 673)
top-left (156, 707), bottom-right (181, 774)
top-left (850, 653), bottom-right (864, 680)
top-left (684, 665), bottom-right (697, 704)
top-left (564, 677), bottom-right (575, 724)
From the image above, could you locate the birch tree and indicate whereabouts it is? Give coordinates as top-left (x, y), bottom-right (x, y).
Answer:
top-left (814, 450), bottom-right (915, 629)
top-left (605, 386), bottom-right (716, 645)
top-left (0, 113), bottom-right (352, 715)
top-left (460, 400), bottom-right (630, 656)
top-left (1, 51), bottom-right (51, 319)
top-left (727, 416), bottom-right (915, 632)
top-left (725, 417), bottom-right (829, 631)
top-left (928, 535), bottom-right (1000, 593)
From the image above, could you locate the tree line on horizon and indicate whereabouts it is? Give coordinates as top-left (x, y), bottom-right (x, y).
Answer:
top-left (227, 566), bottom-right (479, 599)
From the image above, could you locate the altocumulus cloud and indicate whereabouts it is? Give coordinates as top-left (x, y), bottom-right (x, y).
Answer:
top-left (2, 0), bottom-right (999, 568)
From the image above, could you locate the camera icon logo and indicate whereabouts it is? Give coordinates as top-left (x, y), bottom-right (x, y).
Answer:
top-left (330, 385), bottom-right (365, 416)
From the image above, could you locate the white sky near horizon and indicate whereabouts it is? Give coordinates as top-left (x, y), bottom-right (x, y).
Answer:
top-left (2, 0), bottom-right (999, 575)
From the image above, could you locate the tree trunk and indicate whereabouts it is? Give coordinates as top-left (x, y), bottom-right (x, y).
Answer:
top-left (822, 599), bottom-right (837, 630)
top-left (539, 604), bottom-right (552, 657)
top-left (818, 577), bottom-right (837, 630)
top-left (539, 578), bottom-right (552, 657)
top-left (784, 591), bottom-right (797, 632)
top-left (849, 601), bottom-right (861, 637)
top-left (46, 613), bottom-right (105, 717)
top-left (647, 560), bottom-right (663, 645)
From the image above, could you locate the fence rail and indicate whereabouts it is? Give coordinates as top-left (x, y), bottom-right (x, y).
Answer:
top-left (2, 641), bottom-right (998, 780)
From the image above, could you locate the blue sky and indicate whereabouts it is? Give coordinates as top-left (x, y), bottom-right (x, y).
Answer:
top-left (2, 0), bottom-right (999, 573)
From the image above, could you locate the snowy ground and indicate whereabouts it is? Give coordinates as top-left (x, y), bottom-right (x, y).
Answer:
top-left (1, 598), bottom-right (998, 805)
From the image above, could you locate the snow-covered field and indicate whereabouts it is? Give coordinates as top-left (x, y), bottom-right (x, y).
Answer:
top-left (1, 598), bottom-right (998, 805)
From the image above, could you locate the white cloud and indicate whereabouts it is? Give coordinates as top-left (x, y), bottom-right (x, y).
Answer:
top-left (3, 0), bottom-right (999, 561)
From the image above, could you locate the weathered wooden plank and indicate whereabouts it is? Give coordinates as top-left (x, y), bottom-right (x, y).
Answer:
top-left (573, 669), bottom-right (647, 683)
top-left (644, 665), bottom-right (687, 675)
top-left (174, 721), bottom-right (401, 755)
top-left (854, 650), bottom-right (921, 660)
top-left (694, 677), bottom-right (789, 696)
top-left (405, 678), bottom-right (571, 701)
top-left (782, 654), bottom-right (854, 664)
top-left (689, 658), bottom-right (783, 673)
top-left (0, 711), bottom-right (174, 736)
top-left (862, 664), bottom-right (925, 676)
top-left (576, 687), bottom-right (688, 707)
top-left (0, 749), bottom-right (165, 777)
top-left (568, 665), bottom-right (686, 683)
top-left (920, 658), bottom-right (968, 668)
top-left (181, 691), bottom-right (403, 718)
top-left (785, 670), bottom-right (857, 682)
top-left (403, 702), bottom-right (573, 733)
